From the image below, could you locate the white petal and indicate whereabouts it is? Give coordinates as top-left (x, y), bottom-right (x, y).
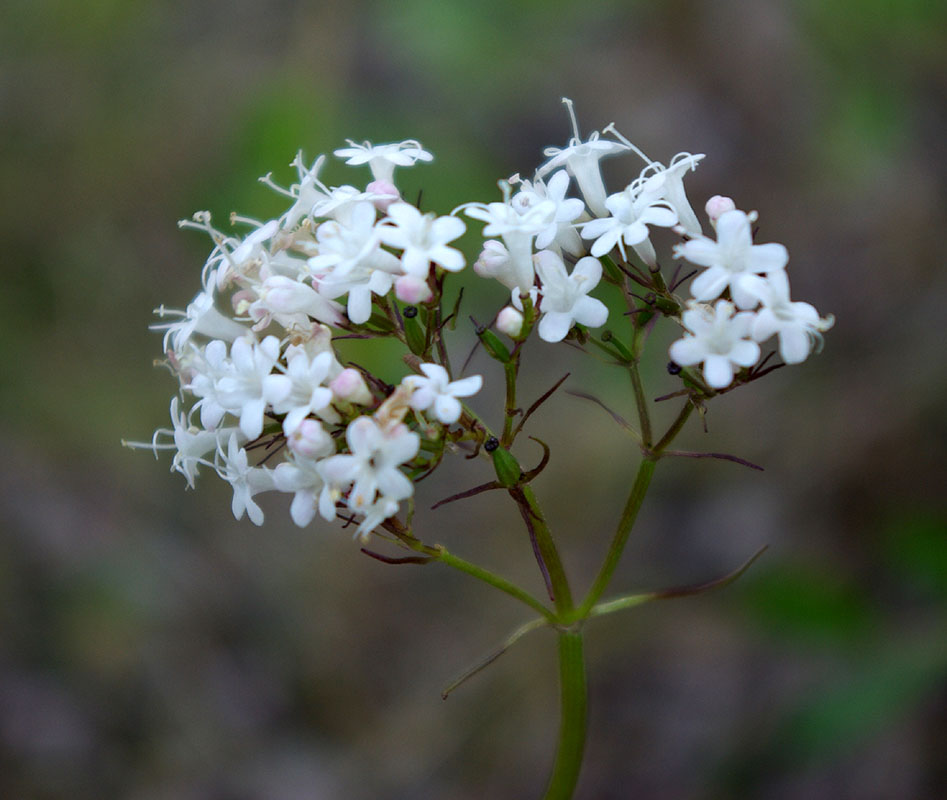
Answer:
top-left (779, 327), bottom-right (811, 364)
top-left (571, 296), bottom-right (608, 329)
top-left (703, 354), bottom-right (735, 389)
top-left (447, 374), bottom-right (482, 398)
top-left (749, 243), bottom-right (789, 274)
top-left (729, 339), bottom-right (760, 367)
top-left (669, 337), bottom-right (706, 366)
top-left (538, 311), bottom-right (574, 343)
top-left (690, 268), bottom-right (730, 302)
top-left (433, 394), bottom-right (462, 423)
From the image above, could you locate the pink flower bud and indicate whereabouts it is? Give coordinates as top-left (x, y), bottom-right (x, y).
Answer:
top-left (330, 368), bottom-right (372, 405)
top-left (496, 306), bottom-right (524, 338)
top-left (394, 275), bottom-right (433, 304)
top-left (287, 418), bottom-right (333, 458)
top-left (705, 195), bottom-right (736, 223)
top-left (367, 179), bottom-right (401, 213)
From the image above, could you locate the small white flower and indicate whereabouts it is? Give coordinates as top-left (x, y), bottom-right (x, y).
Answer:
top-left (151, 289), bottom-right (249, 354)
top-left (511, 170), bottom-right (585, 252)
top-left (216, 433), bottom-right (276, 526)
top-left (273, 449), bottom-right (334, 527)
top-left (214, 335), bottom-right (282, 440)
top-left (378, 202), bottom-right (466, 277)
top-left (534, 251), bottom-right (609, 343)
top-left (637, 152), bottom-right (705, 237)
top-left (579, 184), bottom-right (678, 266)
top-left (748, 272), bottom-right (835, 364)
top-left (674, 209), bottom-right (789, 309)
top-left (320, 416), bottom-right (420, 514)
top-left (535, 98), bottom-right (630, 217)
top-left (669, 300), bottom-right (760, 389)
top-left (265, 350), bottom-right (336, 435)
top-left (403, 363), bottom-right (483, 424)
top-left (333, 139), bottom-right (433, 183)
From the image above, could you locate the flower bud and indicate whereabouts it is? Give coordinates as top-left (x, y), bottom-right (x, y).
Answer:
top-left (473, 240), bottom-right (509, 279)
top-left (330, 368), bottom-right (372, 405)
top-left (287, 418), bottom-right (333, 458)
top-left (491, 445), bottom-right (522, 487)
top-left (395, 275), bottom-right (433, 304)
top-left (496, 306), bottom-right (524, 338)
top-left (705, 195), bottom-right (736, 223)
top-left (366, 179), bottom-right (401, 212)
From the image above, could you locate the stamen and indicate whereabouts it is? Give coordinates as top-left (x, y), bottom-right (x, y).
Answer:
top-left (561, 97), bottom-right (581, 144)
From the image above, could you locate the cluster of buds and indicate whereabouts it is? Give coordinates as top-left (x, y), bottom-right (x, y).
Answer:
top-left (128, 98), bottom-right (832, 541)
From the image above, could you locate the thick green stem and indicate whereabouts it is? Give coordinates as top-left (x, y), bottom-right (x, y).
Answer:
top-left (542, 631), bottom-right (587, 800)
top-left (578, 457), bottom-right (657, 617)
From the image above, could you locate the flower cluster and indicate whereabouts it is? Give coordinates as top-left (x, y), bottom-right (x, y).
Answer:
top-left (463, 99), bottom-right (833, 387)
top-left (130, 97), bottom-right (832, 541)
top-left (129, 141), bottom-right (483, 538)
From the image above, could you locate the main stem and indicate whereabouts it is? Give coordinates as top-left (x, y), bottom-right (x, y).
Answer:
top-left (542, 631), bottom-right (587, 800)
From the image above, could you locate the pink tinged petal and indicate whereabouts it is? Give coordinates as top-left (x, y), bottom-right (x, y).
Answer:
top-left (290, 491), bottom-right (317, 527)
top-left (572, 296), bottom-right (609, 329)
top-left (669, 336), bottom-right (706, 366)
top-left (376, 468), bottom-right (413, 500)
top-left (433, 394), bottom-right (462, 424)
top-left (779, 327), bottom-right (811, 364)
top-left (283, 407), bottom-right (310, 437)
top-left (538, 311), bottom-right (574, 343)
top-left (703, 354), bottom-right (735, 389)
top-left (749, 243), bottom-right (789, 274)
top-left (690, 268), bottom-right (730, 302)
top-left (448, 374), bottom-right (483, 398)
top-left (729, 339), bottom-right (761, 367)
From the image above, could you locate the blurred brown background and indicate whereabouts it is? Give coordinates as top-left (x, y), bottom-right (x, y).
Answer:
top-left (1, 1), bottom-right (945, 798)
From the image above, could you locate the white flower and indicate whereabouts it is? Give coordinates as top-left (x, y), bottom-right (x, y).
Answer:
top-left (333, 139), bottom-right (433, 183)
top-left (248, 275), bottom-right (345, 328)
top-left (320, 416), bottom-right (420, 514)
top-left (674, 209), bottom-right (789, 310)
top-left (534, 251), bottom-right (609, 343)
top-left (511, 170), bottom-right (585, 252)
top-left (579, 184), bottom-right (678, 266)
top-left (265, 350), bottom-right (336, 435)
top-left (308, 201), bottom-right (391, 279)
top-left (749, 272), bottom-right (835, 364)
top-left (378, 202), bottom-right (466, 276)
top-left (535, 98), bottom-right (630, 217)
top-left (216, 433), bottom-right (276, 526)
top-left (214, 335), bottom-right (282, 440)
top-left (151, 289), bottom-right (249, 354)
top-left (403, 363), bottom-right (482, 424)
top-left (637, 152), bottom-right (705, 237)
top-left (463, 194), bottom-right (555, 293)
top-left (669, 300), bottom-right (761, 389)
top-left (273, 449), bottom-right (334, 527)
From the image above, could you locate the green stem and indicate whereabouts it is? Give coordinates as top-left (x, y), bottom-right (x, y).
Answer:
top-left (628, 362), bottom-right (652, 448)
top-left (512, 484), bottom-right (574, 616)
top-left (542, 631), bottom-right (587, 800)
top-left (577, 457), bottom-right (657, 617)
top-left (653, 399), bottom-right (694, 454)
top-left (433, 546), bottom-right (557, 624)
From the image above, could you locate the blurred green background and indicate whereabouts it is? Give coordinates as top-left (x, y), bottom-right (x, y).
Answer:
top-left (1, 0), bottom-right (945, 798)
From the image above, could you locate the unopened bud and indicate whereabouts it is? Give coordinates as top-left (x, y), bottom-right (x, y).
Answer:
top-left (330, 368), bottom-right (372, 405)
top-left (473, 240), bottom-right (509, 279)
top-left (496, 306), bottom-right (524, 338)
top-left (367, 179), bottom-right (400, 213)
top-left (287, 418), bottom-right (333, 458)
top-left (395, 275), bottom-right (433, 305)
top-left (705, 195), bottom-right (736, 223)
